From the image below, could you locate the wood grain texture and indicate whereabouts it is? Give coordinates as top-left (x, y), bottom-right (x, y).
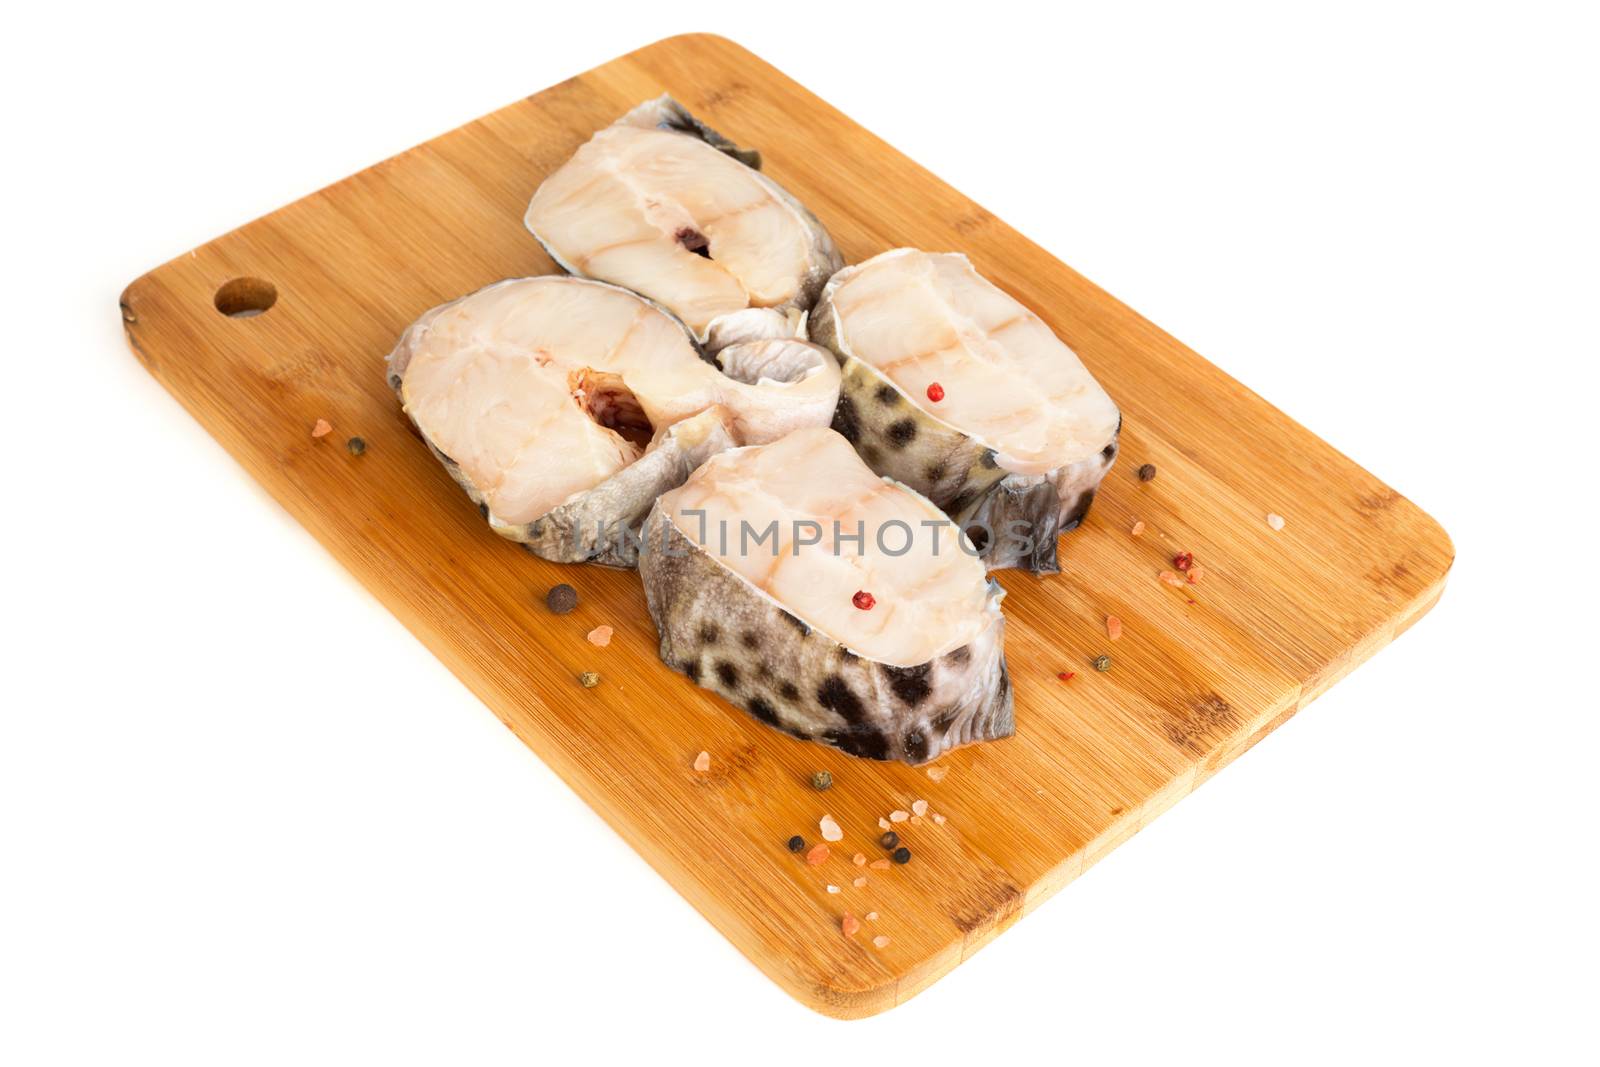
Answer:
top-left (119, 33), bottom-right (1453, 1017)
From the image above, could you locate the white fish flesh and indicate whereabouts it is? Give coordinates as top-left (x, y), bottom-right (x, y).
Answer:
top-left (639, 427), bottom-right (1012, 763)
top-left (525, 96), bottom-right (843, 344)
top-left (810, 248), bottom-right (1121, 572)
top-left (387, 276), bottom-right (839, 566)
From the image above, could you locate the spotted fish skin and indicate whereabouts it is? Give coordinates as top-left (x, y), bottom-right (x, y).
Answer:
top-left (810, 252), bottom-right (1121, 574)
top-left (639, 512), bottom-right (1014, 764)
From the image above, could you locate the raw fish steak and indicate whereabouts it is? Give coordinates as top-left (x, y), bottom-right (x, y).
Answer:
top-left (811, 248), bottom-right (1121, 573)
top-left (387, 276), bottom-right (839, 566)
top-left (639, 427), bottom-right (1012, 763)
top-left (526, 96), bottom-right (843, 344)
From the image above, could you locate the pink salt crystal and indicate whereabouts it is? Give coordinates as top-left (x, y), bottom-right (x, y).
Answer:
top-left (1267, 512), bottom-right (1286, 531)
top-left (911, 799), bottom-right (929, 817)
top-left (841, 913), bottom-right (860, 937)
top-left (872, 935), bottom-right (891, 949)
top-left (819, 814), bottom-right (843, 842)
top-left (806, 844), bottom-right (830, 866)
top-left (852, 853), bottom-right (867, 866)
top-left (826, 885), bottom-right (840, 894)
top-left (869, 859), bottom-right (891, 870)
top-left (587, 625), bottom-right (614, 647)
top-left (1106, 616), bottom-right (1124, 641)
top-left (932, 813), bottom-right (947, 826)
top-left (1159, 570), bottom-right (1186, 588)
top-left (1130, 520), bottom-right (1146, 537)
top-left (853, 877), bottom-right (868, 888)
top-left (692, 751), bottom-right (710, 773)
top-left (909, 815), bottom-right (925, 826)
top-left (865, 911), bottom-right (879, 922)
top-left (311, 418), bottom-right (332, 438)
top-left (878, 817), bottom-right (892, 831)
top-left (926, 766), bottom-right (948, 783)
top-left (889, 810), bottom-right (909, 823)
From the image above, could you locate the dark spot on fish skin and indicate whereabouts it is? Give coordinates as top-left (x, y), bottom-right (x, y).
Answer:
top-left (949, 490), bottom-right (975, 515)
top-left (684, 659), bottom-right (701, 683)
top-left (932, 705), bottom-right (960, 732)
top-left (883, 662), bottom-right (933, 706)
top-left (1061, 488), bottom-right (1097, 532)
top-left (926, 462), bottom-right (947, 483)
top-left (875, 383), bottom-right (899, 405)
top-left (740, 631), bottom-right (761, 650)
top-left (715, 661), bottom-right (740, 691)
top-left (965, 524), bottom-right (990, 552)
top-left (833, 395), bottom-right (862, 444)
top-left (1116, 413), bottom-right (1123, 435)
top-left (862, 444), bottom-right (881, 465)
top-left (779, 681), bottom-right (800, 702)
top-left (887, 419), bottom-right (918, 447)
top-left (700, 622), bottom-right (720, 644)
top-left (995, 670), bottom-right (1010, 700)
top-left (756, 662), bottom-right (772, 680)
top-left (1101, 442), bottom-right (1117, 461)
top-left (780, 611), bottom-right (811, 638)
top-left (747, 696), bottom-right (779, 726)
top-left (903, 729), bottom-right (929, 762)
top-left (944, 644), bottom-right (971, 667)
top-left (980, 449), bottom-right (999, 469)
top-left (824, 728), bottom-right (890, 761)
top-left (817, 675), bottom-right (867, 724)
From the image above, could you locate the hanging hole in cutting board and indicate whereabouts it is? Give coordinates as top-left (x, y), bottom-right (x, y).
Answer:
top-left (214, 277), bottom-right (277, 318)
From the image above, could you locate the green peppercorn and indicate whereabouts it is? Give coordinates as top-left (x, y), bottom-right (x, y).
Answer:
top-left (347, 436), bottom-right (367, 456)
top-left (545, 583), bottom-right (578, 615)
top-left (891, 846), bottom-right (912, 864)
top-left (1093, 655), bottom-right (1112, 672)
top-left (787, 835), bottom-right (805, 853)
top-left (879, 831), bottom-right (899, 849)
top-left (1136, 463), bottom-right (1156, 482)
top-left (810, 770), bottom-right (833, 791)
top-left (578, 671), bottom-right (600, 688)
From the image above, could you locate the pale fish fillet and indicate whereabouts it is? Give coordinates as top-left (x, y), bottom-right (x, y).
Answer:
top-left (525, 96), bottom-right (843, 342)
top-left (639, 427), bottom-right (1012, 763)
top-left (387, 276), bottom-right (839, 566)
top-left (810, 248), bottom-right (1122, 573)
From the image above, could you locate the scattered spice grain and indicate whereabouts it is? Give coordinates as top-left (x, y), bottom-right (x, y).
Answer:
top-left (787, 835), bottom-right (805, 853)
top-left (1137, 463), bottom-right (1157, 482)
top-left (806, 843), bottom-right (830, 866)
top-left (692, 751), bottom-right (710, 772)
top-left (545, 583), bottom-right (578, 614)
top-left (841, 914), bottom-right (860, 937)
top-left (810, 770), bottom-right (833, 791)
top-left (1267, 512), bottom-right (1286, 531)
top-left (586, 625), bottom-right (613, 647)
top-left (879, 831), bottom-right (900, 850)
top-left (911, 799), bottom-right (929, 817)
top-left (1106, 616), bottom-right (1123, 640)
top-left (346, 436), bottom-right (366, 456)
top-left (819, 814), bottom-right (843, 842)
top-left (1093, 655), bottom-right (1112, 672)
top-left (891, 847), bottom-right (912, 864)
top-left (926, 766), bottom-right (948, 783)
top-left (1130, 520), bottom-right (1146, 537)
top-left (873, 935), bottom-right (891, 949)
top-left (578, 671), bottom-right (600, 688)
top-left (311, 418), bottom-right (332, 438)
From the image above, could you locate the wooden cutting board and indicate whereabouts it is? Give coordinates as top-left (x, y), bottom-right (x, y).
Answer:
top-left (120, 33), bottom-right (1453, 1017)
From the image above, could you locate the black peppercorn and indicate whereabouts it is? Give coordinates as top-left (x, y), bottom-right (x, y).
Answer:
top-left (879, 831), bottom-right (899, 849)
top-left (1136, 463), bottom-right (1156, 482)
top-left (347, 436), bottom-right (367, 456)
top-left (545, 583), bottom-right (578, 615)
top-left (787, 835), bottom-right (805, 853)
top-left (891, 846), bottom-right (911, 864)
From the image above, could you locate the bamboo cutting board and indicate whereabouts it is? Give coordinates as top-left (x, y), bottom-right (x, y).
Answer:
top-left (119, 34), bottom-right (1453, 1017)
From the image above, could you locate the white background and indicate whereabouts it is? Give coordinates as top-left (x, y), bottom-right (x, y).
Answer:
top-left (4, 2), bottom-right (1596, 1063)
